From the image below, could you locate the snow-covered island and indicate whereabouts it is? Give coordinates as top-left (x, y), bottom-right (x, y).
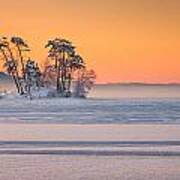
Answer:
top-left (0, 36), bottom-right (96, 99)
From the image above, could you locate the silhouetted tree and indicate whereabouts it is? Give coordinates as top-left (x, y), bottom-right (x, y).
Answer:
top-left (0, 35), bottom-right (96, 98)
top-left (11, 37), bottom-right (30, 79)
top-left (0, 37), bottom-right (22, 94)
top-left (45, 38), bottom-right (75, 95)
top-left (44, 37), bottom-right (95, 97)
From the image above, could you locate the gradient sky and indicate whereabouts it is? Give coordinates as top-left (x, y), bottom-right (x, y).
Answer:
top-left (0, 0), bottom-right (180, 83)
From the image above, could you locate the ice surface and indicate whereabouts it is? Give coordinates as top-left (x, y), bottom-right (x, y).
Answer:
top-left (0, 96), bottom-right (180, 124)
top-left (0, 84), bottom-right (180, 179)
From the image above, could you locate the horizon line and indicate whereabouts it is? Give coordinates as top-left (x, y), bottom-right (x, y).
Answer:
top-left (95, 82), bottom-right (180, 86)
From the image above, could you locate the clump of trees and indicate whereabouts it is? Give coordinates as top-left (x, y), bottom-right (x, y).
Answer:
top-left (43, 38), bottom-right (96, 97)
top-left (0, 36), bottom-right (96, 98)
top-left (0, 36), bottom-right (41, 98)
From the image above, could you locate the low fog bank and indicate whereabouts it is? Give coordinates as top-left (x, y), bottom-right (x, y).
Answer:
top-left (1, 72), bottom-right (180, 99)
top-left (89, 83), bottom-right (180, 98)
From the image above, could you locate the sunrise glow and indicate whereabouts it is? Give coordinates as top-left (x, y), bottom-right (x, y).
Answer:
top-left (1, 0), bottom-right (180, 83)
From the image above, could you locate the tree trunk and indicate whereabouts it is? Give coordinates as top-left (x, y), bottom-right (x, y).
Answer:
top-left (67, 68), bottom-right (72, 94)
top-left (61, 51), bottom-right (66, 94)
top-left (12, 74), bottom-right (21, 94)
top-left (17, 45), bottom-right (25, 79)
top-left (56, 59), bottom-right (61, 93)
top-left (55, 56), bottom-right (58, 68)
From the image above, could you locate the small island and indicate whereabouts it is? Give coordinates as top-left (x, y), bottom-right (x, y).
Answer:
top-left (0, 37), bottom-right (96, 99)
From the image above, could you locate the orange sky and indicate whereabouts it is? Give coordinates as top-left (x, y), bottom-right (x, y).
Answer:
top-left (0, 0), bottom-right (180, 83)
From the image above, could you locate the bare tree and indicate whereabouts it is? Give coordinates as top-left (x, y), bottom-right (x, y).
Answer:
top-left (73, 69), bottom-right (96, 98)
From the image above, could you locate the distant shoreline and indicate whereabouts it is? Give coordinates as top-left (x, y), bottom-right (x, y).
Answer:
top-left (95, 82), bottom-right (180, 86)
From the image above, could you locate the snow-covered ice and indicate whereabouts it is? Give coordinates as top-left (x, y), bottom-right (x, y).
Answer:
top-left (0, 95), bottom-right (180, 124)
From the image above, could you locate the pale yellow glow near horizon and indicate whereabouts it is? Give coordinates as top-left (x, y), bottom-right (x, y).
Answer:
top-left (0, 0), bottom-right (180, 83)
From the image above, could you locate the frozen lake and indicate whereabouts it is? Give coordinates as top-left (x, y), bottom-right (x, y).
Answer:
top-left (1, 83), bottom-right (180, 124)
top-left (1, 84), bottom-right (180, 179)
